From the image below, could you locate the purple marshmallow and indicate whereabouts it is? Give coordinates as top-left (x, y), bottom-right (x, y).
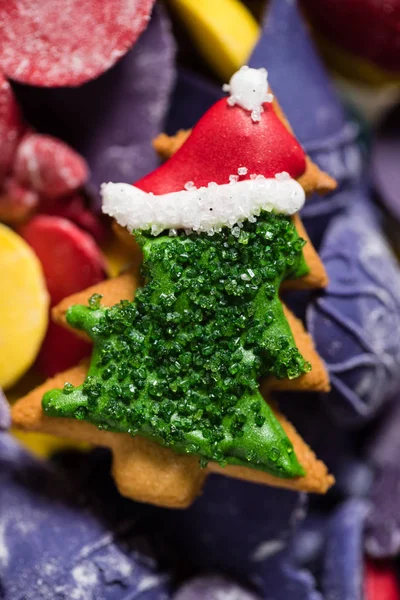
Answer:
top-left (365, 465), bottom-right (400, 558)
top-left (291, 501), bottom-right (368, 598)
top-left (149, 475), bottom-right (322, 599)
top-left (307, 197), bottom-right (400, 425)
top-left (365, 399), bottom-right (400, 557)
top-left (0, 437), bottom-right (170, 599)
top-left (321, 500), bottom-right (368, 600)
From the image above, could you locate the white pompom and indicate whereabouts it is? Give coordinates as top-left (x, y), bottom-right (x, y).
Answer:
top-left (223, 66), bottom-right (273, 122)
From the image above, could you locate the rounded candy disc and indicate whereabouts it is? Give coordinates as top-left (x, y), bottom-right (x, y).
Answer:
top-left (36, 321), bottom-right (92, 378)
top-left (0, 0), bottom-right (156, 87)
top-left (301, 0), bottom-right (400, 74)
top-left (365, 559), bottom-right (400, 600)
top-left (0, 223), bottom-right (48, 389)
top-left (19, 215), bottom-right (106, 306)
top-left (14, 134), bottom-right (88, 199)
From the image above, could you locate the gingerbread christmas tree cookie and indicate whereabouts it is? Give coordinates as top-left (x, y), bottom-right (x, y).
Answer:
top-left (12, 67), bottom-right (336, 507)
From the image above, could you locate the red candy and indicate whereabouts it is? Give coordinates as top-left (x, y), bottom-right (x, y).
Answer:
top-left (0, 73), bottom-right (25, 180)
top-left (365, 559), bottom-right (400, 600)
top-left (0, 178), bottom-right (38, 224)
top-left (40, 194), bottom-right (107, 245)
top-left (0, 0), bottom-right (156, 87)
top-left (14, 133), bottom-right (88, 200)
top-left (36, 321), bottom-right (92, 378)
top-left (19, 215), bottom-right (106, 377)
top-left (135, 99), bottom-right (306, 194)
top-left (19, 215), bottom-right (106, 306)
top-left (301, 0), bottom-right (400, 73)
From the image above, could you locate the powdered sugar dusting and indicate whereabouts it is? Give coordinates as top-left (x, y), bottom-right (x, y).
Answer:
top-left (0, 0), bottom-right (156, 86)
top-left (0, 522), bottom-right (9, 568)
top-left (137, 573), bottom-right (169, 592)
top-left (101, 174), bottom-right (305, 235)
top-left (72, 564), bottom-right (99, 589)
top-left (251, 539), bottom-right (286, 561)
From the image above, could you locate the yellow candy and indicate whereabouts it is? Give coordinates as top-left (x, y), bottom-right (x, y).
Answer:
top-left (102, 235), bottom-right (136, 278)
top-left (0, 224), bottom-right (48, 389)
top-left (8, 370), bottom-right (89, 457)
top-left (168, 0), bottom-right (259, 80)
top-left (12, 429), bottom-right (89, 458)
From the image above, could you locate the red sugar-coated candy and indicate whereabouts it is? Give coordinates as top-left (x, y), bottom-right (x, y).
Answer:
top-left (135, 99), bottom-right (306, 194)
top-left (0, 73), bottom-right (25, 180)
top-left (14, 133), bottom-right (88, 200)
top-left (19, 215), bottom-right (106, 306)
top-left (36, 321), bottom-right (91, 378)
top-left (365, 559), bottom-right (400, 600)
top-left (0, 178), bottom-right (38, 224)
top-left (40, 194), bottom-right (107, 245)
top-left (0, 0), bottom-right (156, 87)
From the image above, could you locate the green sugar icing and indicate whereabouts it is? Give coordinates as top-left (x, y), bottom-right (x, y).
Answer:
top-left (43, 212), bottom-right (311, 478)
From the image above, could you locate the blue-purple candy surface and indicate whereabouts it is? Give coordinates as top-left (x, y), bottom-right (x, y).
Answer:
top-left (148, 475), bottom-right (322, 600)
top-left (365, 399), bottom-right (400, 557)
top-left (0, 440), bottom-right (170, 599)
top-left (292, 500), bottom-right (368, 600)
top-left (371, 105), bottom-right (400, 223)
top-left (307, 197), bottom-right (400, 425)
top-left (322, 500), bottom-right (368, 600)
top-left (165, 69), bottom-right (223, 136)
top-left (279, 394), bottom-right (372, 498)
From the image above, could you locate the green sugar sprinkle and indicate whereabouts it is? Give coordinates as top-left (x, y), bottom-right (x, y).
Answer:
top-left (43, 212), bottom-right (311, 478)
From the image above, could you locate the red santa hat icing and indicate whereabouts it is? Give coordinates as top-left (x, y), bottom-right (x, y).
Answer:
top-left (102, 67), bottom-right (307, 234)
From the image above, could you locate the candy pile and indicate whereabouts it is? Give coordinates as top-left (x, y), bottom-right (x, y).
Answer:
top-left (2, 0), bottom-right (400, 599)
top-left (0, 2), bottom-right (175, 384)
top-left (0, 75), bottom-right (107, 382)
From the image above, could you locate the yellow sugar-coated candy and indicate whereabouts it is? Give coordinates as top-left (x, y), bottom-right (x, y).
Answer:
top-left (168, 0), bottom-right (259, 80)
top-left (0, 224), bottom-right (49, 389)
